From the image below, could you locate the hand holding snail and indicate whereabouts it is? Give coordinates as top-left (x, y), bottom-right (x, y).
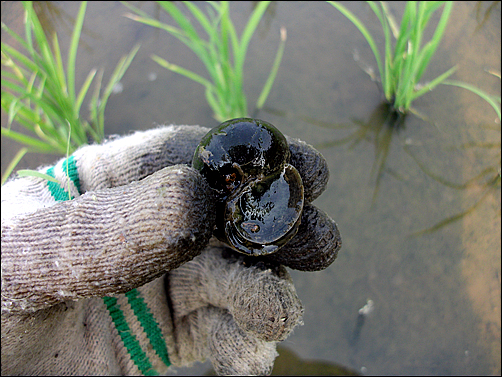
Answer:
top-left (2, 121), bottom-right (340, 375)
top-left (193, 118), bottom-right (341, 270)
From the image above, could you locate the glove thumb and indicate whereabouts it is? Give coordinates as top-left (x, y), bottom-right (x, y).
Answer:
top-left (2, 166), bottom-right (215, 313)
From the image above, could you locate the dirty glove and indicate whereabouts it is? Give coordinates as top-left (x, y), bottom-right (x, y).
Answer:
top-left (1, 125), bottom-right (341, 375)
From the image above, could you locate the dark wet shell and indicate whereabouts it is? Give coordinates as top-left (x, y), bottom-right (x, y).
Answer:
top-left (192, 118), bottom-right (291, 197)
top-left (263, 203), bottom-right (342, 271)
top-left (193, 118), bottom-right (304, 256)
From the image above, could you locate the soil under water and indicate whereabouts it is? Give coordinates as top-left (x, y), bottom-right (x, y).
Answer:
top-left (1, 2), bottom-right (500, 375)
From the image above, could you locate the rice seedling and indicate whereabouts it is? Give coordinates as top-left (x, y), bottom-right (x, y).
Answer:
top-left (1, 1), bottom-right (139, 184)
top-left (328, 1), bottom-right (458, 114)
top-left (123, 1), bottom-right (286, 122)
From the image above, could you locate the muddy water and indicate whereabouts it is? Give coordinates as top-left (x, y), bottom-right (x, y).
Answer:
top-left (1, 2), bottom-right (500, 375)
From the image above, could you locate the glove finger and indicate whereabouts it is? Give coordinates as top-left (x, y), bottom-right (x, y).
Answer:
top-left (167, 247), bottom-right (304, 342)
top-left (287, 136), bottom-right (329, 202)
top-left (171, 306), bottom-right (277, 375)
top-left (1, 166), bottom-right (215, 313)
top-left (264, 203), bottom-right (342, 271)
top-left (75, 125), bottom-right (209, 191)
top-left (208, 308), bottom-right (278, 375)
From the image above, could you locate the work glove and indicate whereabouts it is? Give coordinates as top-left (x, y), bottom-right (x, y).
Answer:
top-left (1, 124), bottom-right (341, 375)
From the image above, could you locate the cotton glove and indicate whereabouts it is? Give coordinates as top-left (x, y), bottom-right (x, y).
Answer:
top-left (1, 125), bottom-right (341, 375)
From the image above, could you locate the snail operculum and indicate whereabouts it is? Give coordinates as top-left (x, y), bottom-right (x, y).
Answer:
top-left (192, 118), bottom-right (304, 256)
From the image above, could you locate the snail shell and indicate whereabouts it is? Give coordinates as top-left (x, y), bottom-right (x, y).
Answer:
top-left (192, 118), bottom-right (304, 256)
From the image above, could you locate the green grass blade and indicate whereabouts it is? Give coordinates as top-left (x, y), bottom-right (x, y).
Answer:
top-left (5, 94), bottom-right (24, 126)
top-left (419, 2), bottom-right (447, 29)
top-left (151, 54), bottom-right (213, 89)
top-left (75, 68), bottom-right (97, 116)
top-left (2, 79), bottom-right (73, 145)
top-left (22, 2), bottom-right (36, 56)
top-left (407, 65), bottom-right (457, 106)
top-left (221, 5), bottom-right (240, 65)
top-left (205, 86), bottom-right (225, 121)
top-left (380, 1), bottom-right (400, 39)
top-left (88, 69), bottom-right (103, 131)
top-left (155, 51), bottom-right (224, 117)
top-left (391, 4), bottom-right (413, 93)
top-left (1, 147), bottom-right (29, 185)
top-left (157, 0), bottom-right (216, 70)
top-left (50, 33), bottom-right (67, 96)
top-left (96, 43), bottom-right (139, 140)
top-left (234, 1), bottom-right (270, 75)
top-left (67, 1), bottom-right (87, 106)
top-left (1, 53), bottom-right (28, 86)
top-left (120, 0), bottom-right (150, 18)
top-left (1, 127), bottom-right (62, 153)
top-left (393, 2), bottom-right (413, 55)
top-left (379, 3), bottom-right (394, 100)
top-left (225, 15), bottom-right (243, 114)
top-left (256, 27), bottom-right (286, 110)
top-left (125, 9), bottom-right (216, 82)
top-left (442, 79), bottom-right (501, 121)
top-left (124, 13), bottom-right (187, 40)
top-left (216, 2), bottom-right (230, 69)
top-left (2, 83), bottom-right (36, 128)
top-left (329, 2), bottom-right (384, 91)
top-left (395, 3), bottom-right (425, 108)
top-left (6, 98), bottom-right (65, 147)
top-left (414, 2), bottom-right (452, 83)
top-left (1, 21), bottom-right (32, 52)
top-left (17, 169), bottom-right (60, 183)
top-left (1, 41), bottom-right (40, 75)
top-left (157, 1), bottom-right (201, 41)
top-left (24, 3), bottom-right (59, 84)
top-left (183, 2), bottom-right (214, 39)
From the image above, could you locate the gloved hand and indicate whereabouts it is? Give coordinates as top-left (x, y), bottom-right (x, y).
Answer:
top-left (1, 125), bottom-right (341, 375)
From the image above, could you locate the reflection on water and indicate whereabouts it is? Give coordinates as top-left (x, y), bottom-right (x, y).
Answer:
top-left (204, 345), bottom-right (360, 376)
top-left (306, 101), bottom-right (407, 206)
top-left (1, 1), bottom-right (500, 375)
top-left (31, 1), bottom-right (100, 53)
top-left (474, 1), bottom-right (501, 32)
top-left (266, 100), bottom-right (500, 237)
top-left (406, 130), bottom-right (500, 236)
top-left (350, 299), bottom-right (375, 347)
top-left (271, 346), bottom-right (359, 376)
